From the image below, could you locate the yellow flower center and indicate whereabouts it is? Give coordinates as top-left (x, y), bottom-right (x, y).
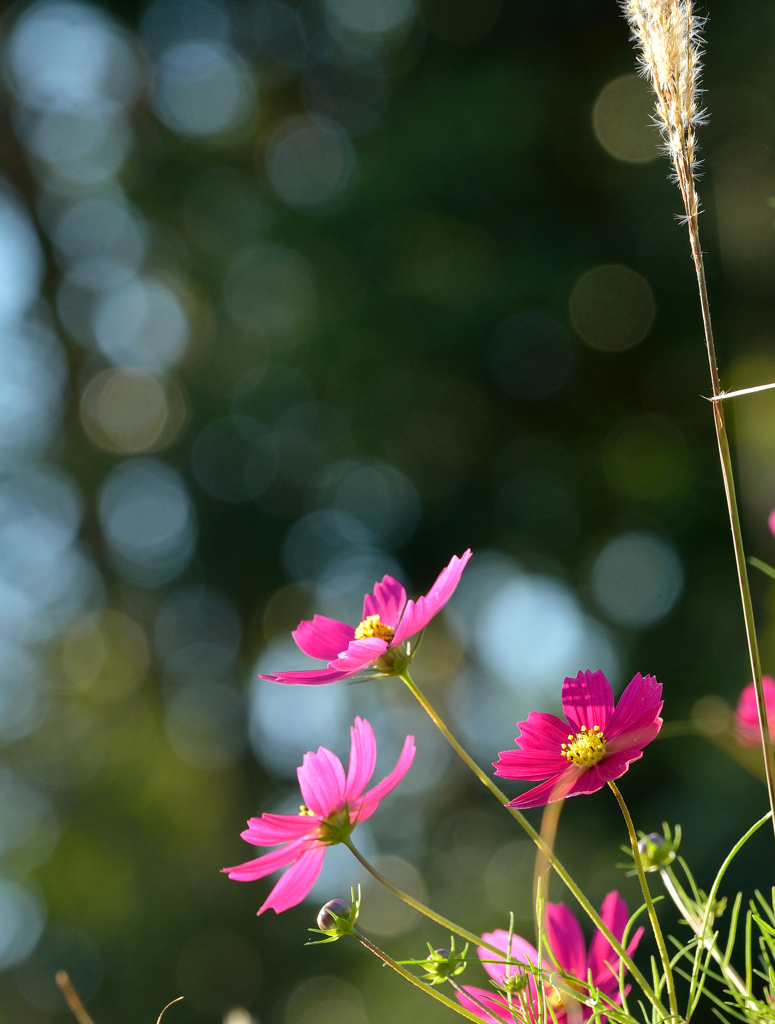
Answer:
top-left (561, 725), bottom-right (606, 767)
top-left (299, 805), bottom-right (316, 816)
top-left (354, 614), bottom-right (395, 642)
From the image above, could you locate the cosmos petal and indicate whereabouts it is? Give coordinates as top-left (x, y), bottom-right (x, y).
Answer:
top-left (344, 716), bottom-right (377, 802)
top-left (297, 746), bottom-right (347, 817)
top-left (257, 844), bottom-right (326, 915)
top-left (356, 734), bottom-right (416, 821)
top-left (392, 550), bottom-right (472, 645)
top-left (362, 576), bottom-right (407, 630)
top-left (292, 615), bottom-right (355, 661)
top-left (240, 814), bottom-right (320, 846)
top-left (223, 838), bottom-right (309, 881)
top-left (507, 765), bottom-right (587, 809)
top-left (562, 670), bottom-right (614, 732)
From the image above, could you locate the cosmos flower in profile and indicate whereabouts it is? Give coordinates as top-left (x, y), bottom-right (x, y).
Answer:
top-left (260, 550), bottom-right (471, 685)
top-left (456, 892), bottom-right (643, 1023)
top-left (494, 669), bottom-right (663, 808)
top-left (735, 677), bottom-right (775, 747)
top-left (223, 717), bottom-right (415, 915)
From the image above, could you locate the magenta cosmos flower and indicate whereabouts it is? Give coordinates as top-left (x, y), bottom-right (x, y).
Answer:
top-left (735, 677), bottom-right (775, 747)
top-left (224, 717), bottom-right (415, 914)
top-left (260, 550), bottom-right (472, 685)
top-left (457, 892), bottom-right (643, 1024)
top-left (494, 669), bottom-right (663, 808)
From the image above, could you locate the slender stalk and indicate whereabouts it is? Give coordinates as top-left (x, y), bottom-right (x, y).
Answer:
top-left (682, 203), bottom-right (775, 840)
top-left (446, 975), bottom-right (511, 1020)
top-left (608, 781), bottom-right (679, 1022)
top-left (397, 670), bottom-right (668, 1019)
top-left (352, 929), bottom-right (487, 1024)
top-left (659, 867), bottom-right (748, 999)
top-left (345, 838), bottom-right (505, 959)
top-left (55, 973), bottom-right (98, 1024)
top-left (533, 799), bottom-right (564, 939)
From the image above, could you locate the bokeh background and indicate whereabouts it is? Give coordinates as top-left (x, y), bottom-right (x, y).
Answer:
top-left (0, 0), bottom-right (773, 1022)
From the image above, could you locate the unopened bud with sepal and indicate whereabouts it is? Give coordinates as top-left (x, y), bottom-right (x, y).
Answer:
top-left (306, 888), bottom-right (361, 944)
top-left (619, 823), bottom-right (681, 875)
top-left (419, 939), bottom-right (468, 986)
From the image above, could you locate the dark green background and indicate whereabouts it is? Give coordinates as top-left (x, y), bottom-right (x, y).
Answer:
top-left (0, 0), bottom-right (774, 1022)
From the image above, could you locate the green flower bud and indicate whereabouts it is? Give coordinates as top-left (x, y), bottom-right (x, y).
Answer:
top-left (419, 939), bottom-right (468, 985)
top-left (620, 823), bottom-right (681, 875)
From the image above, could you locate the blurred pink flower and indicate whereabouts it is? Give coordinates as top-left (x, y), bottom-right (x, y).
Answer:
top-left (494, 670), bottom-right (663, 809)
top-left (260, 549), bottom-right (472, 685)
top-left (768, 508), bottom-right (775, 538)
top-left (456, 892), bottom-right (643, 1023)
top-left (735, 678), bottom-right (775, 747)
top-left (224, 717), bottom-right (415, 914)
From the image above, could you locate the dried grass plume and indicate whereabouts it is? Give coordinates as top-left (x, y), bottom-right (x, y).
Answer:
top-left (622, 0), bottom-right (705, 219)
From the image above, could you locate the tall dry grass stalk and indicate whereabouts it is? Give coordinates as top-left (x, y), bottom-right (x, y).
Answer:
top-left (622, 0), bottom-right (775, 837)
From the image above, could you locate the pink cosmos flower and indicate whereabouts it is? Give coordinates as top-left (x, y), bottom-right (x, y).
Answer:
top-left (768, 508), bottom-right (775, 539)
top-left (456, 892), bottom-right (643, 1023)
top-left (223, 717), bottom-right (415, 915)
top-left (735, 678), bottom-right (775, 747)
top-left (494, 670), bottom-right (663, 809)
top-left (260, 550), bottom-right (472, 685)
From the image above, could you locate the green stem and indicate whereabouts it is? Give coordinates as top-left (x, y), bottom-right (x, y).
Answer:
top-left (608, 781), bottom-right (679, 1022)
top-left (446, 976), bottom-right (510, 1021)
top-left (397, 670), bottom-right (668, 1020)
top-left (659, 867), bottom-right (748, 999)
top-left (344, 838), bottom-right (505, 959)
top-left (681, 191), bottom-right (775, 842)
top-left (695, 811), bottom-right (772, 966)
top-left (352, 929), bottom-right (486, 1024)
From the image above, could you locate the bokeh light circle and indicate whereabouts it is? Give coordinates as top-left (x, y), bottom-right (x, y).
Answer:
top-left (325, 0), bottom-right (415, 37)
top-left (92, 276), bottom-right (189, 372)
top-left (569, 264), bottom-right (655, 352)
top-left (80, 366), bottom-right (178, 450)
top-left (98, 458), bottom-right (197, 586)
top-left (152, 41), bottom-right (255, 138)
top-left (591, 531), bottom-right (683, 626)
top-left (592, 74), bottom-right (660, 164)
top-left (265, 114), bottom-right (356, 209)
top-left (224, 245), bottom-right (316, 338)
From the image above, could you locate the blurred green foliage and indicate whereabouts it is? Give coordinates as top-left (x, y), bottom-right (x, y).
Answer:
top-left (1, 1), bottom-right (775, 1024)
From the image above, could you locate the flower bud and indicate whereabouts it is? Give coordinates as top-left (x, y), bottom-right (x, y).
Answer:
top-left (637, 832), bottom-right (665, 854)
top-left (317, 899), bottom-right (350, 932)
top-left (635, 825), bottom-right (680, 872)
top-left (420, 940), bottom-right (468, 985)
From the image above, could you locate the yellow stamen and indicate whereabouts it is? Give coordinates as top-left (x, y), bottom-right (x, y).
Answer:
top-left (299, 805), bottom-right (316, 816)
top-left (354, 614), bottom-right (394, 643)
top-left (561, 724), bottom-right (606, 767)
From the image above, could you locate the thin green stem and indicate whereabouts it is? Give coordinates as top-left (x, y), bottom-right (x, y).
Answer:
top-left (608, 781), bottom-right (679, 1022)
top-left (446, 976), bottom-right (510, 1021)
top-left (659, 868), bottom-right (748, 999)
top-left (344, 838), bottom-right (505, 959)
top-left (397, 670), bottom-right (668, 1020)
top-left (680, 189), bottom-right (775, 841)
top-left (352, 929), bottom-right (486, 1024)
